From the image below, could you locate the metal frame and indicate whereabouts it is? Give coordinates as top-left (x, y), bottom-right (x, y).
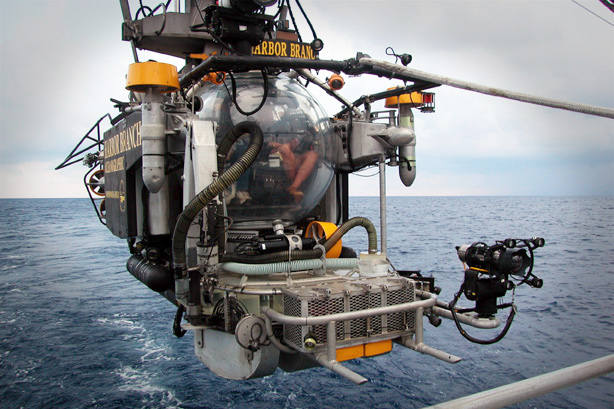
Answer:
top-left (55, 114), bottom-right (111, 170)
top-left (261, 293), bottom-right (439, 384)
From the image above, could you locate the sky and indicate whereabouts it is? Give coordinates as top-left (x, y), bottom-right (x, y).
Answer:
top-left (0, 0), bottom-right (613, 198)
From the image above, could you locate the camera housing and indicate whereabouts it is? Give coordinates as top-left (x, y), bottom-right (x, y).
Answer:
top-left (456, 238), bottom-right (544, 317)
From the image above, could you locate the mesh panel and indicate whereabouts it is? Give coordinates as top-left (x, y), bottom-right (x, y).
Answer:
top-left (349, 293), bottom-right (382, 338)
top-left (309, 298), bottom-right (344, 344)
top-left (281, 277), bottom-right (417, 350)
top-left (283, 296), bottom-right (302, 347)
top-left (387, 287), bottom-right (415, 332)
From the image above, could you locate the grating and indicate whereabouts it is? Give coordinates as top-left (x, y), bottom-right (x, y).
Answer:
top-left (281, 277), bottom-right (416, 351)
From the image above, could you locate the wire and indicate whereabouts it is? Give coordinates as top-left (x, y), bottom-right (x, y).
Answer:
top-left (294, 0), bottom-right (318, 40)
top-left (353, 170), bottom-right (379, 178)
top-left (223, 70), bottom-right (270, 116)
top-left (448, 282), bottom-right (516, 345)
top-left (571, 0), bottom-right (614, 27)
top-left (285, 0), bottom-right (302, 42)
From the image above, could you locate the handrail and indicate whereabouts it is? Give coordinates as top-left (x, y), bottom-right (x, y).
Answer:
top-left (423, 354), bottom-right (614, 409)
top-left (261, 292), bottom-right (436, 326)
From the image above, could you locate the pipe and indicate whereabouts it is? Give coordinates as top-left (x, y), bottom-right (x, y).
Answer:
top-left (261, 292), bottom-right (436, 326)
top-left (361, 57), bottom-right (614, 120)
top-left (262, 314), bottom-right (297, 354)
top-left (432, 306), bottom-right (501, 329)
top-left (294, 68), bottom-right (361, 116)
top-left (415, 290), bottom-right (501, 329)
top-left (324, 217), bottom-right (378, 255)
top-left (219, 257), bottom-right (359, 275)
top-left (399, 307), bottom-right (462, 364)
top-left (172, 121), bottom-right (263, 272)
top-left (423, 354), bottom-right (614, 409)
top-left (314, 352), bottom-right (368, 385)
top-left (379, 157), bottom-right (387, 254)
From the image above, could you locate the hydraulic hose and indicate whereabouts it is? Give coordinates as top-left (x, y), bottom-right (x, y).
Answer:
top-left (172, 121), bottom-right (263, 274)
top-left (220, 216), bottom-right (378, 264)
top-left (322, 216), bottom-right (377, 255)
top-left (220, 257), bottom-right (359, 275)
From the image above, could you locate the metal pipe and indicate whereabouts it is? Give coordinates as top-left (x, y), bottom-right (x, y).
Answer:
top-left (262, 314), bottom-right (297, 354)
top-left (261, 293), bottom-right (436, 326)
top-left (379, 156), bottom-right (387, 254)
top-left (314, 353), bottom-right (368, 385)
top-left (432, 306), bottom-right (501, 329)
top-left (327, 321), bottom-right (337, 362)
top-left (361, 57), bottom-right (614, 120)
top-left (178, 55), bottom-right (434, 89)
top-left (295, 68), bottom-right (361, 116)
top-left (423, 354), bottom-right (614, 409)
top-left (415, 290), bottom-right (501, 329)
top-left (399, 307), bottom-right (462, 364)
top-left (415, 307), bottom-right (424, 344)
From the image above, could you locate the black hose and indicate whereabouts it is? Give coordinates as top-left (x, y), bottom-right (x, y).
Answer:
top-left (172, 121), bottom-right (263, 274)
top-left (448, 282), bottom-right (516, 345)
top-left (220, 216), bottom-right (378, 264)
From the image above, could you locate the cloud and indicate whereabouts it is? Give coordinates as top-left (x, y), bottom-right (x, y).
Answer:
top-left (0, 0), bottom-right (612, 197)
top-left (0, 160), bottom-right (90, 198)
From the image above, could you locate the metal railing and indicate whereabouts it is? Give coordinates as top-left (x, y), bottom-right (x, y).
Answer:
top-left (423, 354), bottom-right (614, 409)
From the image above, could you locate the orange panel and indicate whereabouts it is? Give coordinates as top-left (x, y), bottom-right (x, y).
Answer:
top-left (336, 345), bottom-right (364, 362)
top-left (364, 340), bottom-right (392, 357)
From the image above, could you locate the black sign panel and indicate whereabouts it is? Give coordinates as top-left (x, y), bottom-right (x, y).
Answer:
top-left (251, 39), bottom-right (317, 59)
top-left (103, 112), bottom-right (142, 239)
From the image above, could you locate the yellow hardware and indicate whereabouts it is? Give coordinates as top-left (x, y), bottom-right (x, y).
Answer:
top-left (384, 87), bottom-right (425, 108)
top-left (305, 221), bottom-right (342, 258)
top-left (126, 61), bottom-right (180, 93)
top-left (189, 53), bottom-right (209, 60)
top-left (204, 72), bottom-right (226, 85)
top-left (304, 334), bottom-right (317, 350)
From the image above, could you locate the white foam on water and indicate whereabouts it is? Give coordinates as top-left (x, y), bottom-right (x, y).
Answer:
top-left (115, 365), bottom-right (183, 409)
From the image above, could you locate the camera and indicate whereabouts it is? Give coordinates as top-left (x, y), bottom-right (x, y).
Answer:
top-left (456, 237), bottom-right (544, 317)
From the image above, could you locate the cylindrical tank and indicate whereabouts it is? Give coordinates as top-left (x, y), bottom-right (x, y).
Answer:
top-left (126, 254), bottom-right (173, 293)
top-left (398, 104), bottom-right (416, 187)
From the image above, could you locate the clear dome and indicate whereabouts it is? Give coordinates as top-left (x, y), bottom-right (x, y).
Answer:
top-left (198, 74), bottom-right (335, 228)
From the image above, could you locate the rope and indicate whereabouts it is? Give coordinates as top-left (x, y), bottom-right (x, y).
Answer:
top-left (360, 57), bottom-right (614, 119)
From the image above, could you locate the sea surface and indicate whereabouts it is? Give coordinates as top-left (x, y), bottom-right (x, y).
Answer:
top-left (0, 197), bottom-right (612, 409)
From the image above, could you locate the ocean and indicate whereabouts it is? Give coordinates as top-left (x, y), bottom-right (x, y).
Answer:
top-left (0, 196), bottom-right (612, 408)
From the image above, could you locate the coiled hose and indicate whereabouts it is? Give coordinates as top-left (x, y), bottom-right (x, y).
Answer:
top-left (172, 121), bottom-right (263, 274)
top-left (220, 216), bottom-right (378, 264)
